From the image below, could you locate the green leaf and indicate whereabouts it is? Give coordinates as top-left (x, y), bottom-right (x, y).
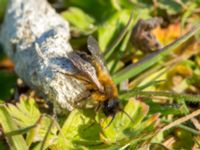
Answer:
top-left (63, 0), bottom-right (114, 21)
top-left (150, 143), bottom-right (169, 150)
top-left (0, 70), bottom-right (17, 100)
top-left (0, 141), bottom-right (5, 150)
top-left (55, 99), bottom-right (159, 149)
top-left (146, 101), bottom-right (182, 115)
top-left (61, 7), bottom-right (95, 34)
top-left (173, 129), bottom-right (194, 149)
top-left (0, 0), bottom-right (7, 22)
top-left (157, 0), bottom-right (186, 15)
top-left (98, 9), bottom-right (132, 51)
top-left (0, 105), bottom-right (28, 150)
top-left (110, 0), bottom-right (121, 10)
top-left (0, 99), bottom-right (5, 104)
top-left (100, 99), bottom-right (158, 148)
top-left (0, 97), bottom-right (58, 149)
top-left (57, 109), bottom-right (102, 149)
top-left (5, 124), bottom-right (38, 136)
top-left (181, 2), bottom-right (197, 28)
top-left (6, 97), bottom-right (40, 127)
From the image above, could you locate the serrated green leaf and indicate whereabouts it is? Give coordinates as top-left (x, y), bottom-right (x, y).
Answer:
top-left (0, 105), bottom-right (28, 150)
top-left (0, 97), bottom-right (58, 149)
top-left (57, 109), bottom-right (101, 149)
top-left (100, 99), bottom-right (158, 147)
top-left (7, 97), bottom-right (40, 127)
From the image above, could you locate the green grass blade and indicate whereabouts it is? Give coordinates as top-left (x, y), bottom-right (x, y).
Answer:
top-left (104, 11), bottom-right (135, 60)
top-left (161, 119), bottom-right (200, 135)
top-left (5, 124), bottom-right (36, 136)
top-left (113, 24), bottom-right (200, 84)
top-left (120, 90), bottom-right (200, 103)
top-left (40, 117), bottom-right (54, 150)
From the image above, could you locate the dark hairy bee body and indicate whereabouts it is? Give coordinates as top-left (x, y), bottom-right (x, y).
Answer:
top-left (68, 36), bottom-right (121, 117)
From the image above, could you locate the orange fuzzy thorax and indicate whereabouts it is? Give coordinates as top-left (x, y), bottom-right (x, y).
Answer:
top-left (90, 60), bottom-right (118, 102)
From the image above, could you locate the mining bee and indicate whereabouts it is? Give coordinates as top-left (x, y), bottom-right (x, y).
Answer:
top-left (68, 36), bottom-right (132, 125)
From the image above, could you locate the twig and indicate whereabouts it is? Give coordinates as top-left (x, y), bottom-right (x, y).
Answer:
top-left (40, 114), bottom-right (55, 150)
top-left (161, 119), bottom-right (200, 135)
top-left (191, 118), bottom-right (200, 131)
top-left (159, 109), bottom-right (200, 133)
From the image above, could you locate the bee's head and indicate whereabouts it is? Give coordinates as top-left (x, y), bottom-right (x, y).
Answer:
top-left (102, 98), bottom-right (134, 128)
top-left (102, 98), bottom-right (121, 117)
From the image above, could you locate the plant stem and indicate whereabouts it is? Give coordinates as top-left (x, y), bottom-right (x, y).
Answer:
top-left (120, 90), bottom-right (200, 103)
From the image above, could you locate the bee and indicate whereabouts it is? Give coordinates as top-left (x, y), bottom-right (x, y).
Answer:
top-left (68, 36), bottom-right (122, 118)
top-left (67, 36), bottom-right (135, 128)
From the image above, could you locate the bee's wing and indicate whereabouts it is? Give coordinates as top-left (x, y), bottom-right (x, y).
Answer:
top-left (87, 36), bottom-right (119, 97)
top-left (87, 36), bottom-right (109, 73)
top-left (68, 51), bottom-right (104, 92)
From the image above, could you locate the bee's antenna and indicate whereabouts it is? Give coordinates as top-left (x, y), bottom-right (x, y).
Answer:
top-left (104, 115), bottom-right (115, 129)
top-left (103, 110), bottom-right (133, 128)
top-left (120, 109), bottom-right (134, 123)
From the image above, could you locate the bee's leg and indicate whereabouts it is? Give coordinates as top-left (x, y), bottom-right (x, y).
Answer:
top-left (94, 102), bottom-right (102, 112)
top-left (72, 99), bottom-right (97, 109)
top-left (73, 91), bottom-right (105, 110)
top-left (84, 82), bottom-right (97, 91)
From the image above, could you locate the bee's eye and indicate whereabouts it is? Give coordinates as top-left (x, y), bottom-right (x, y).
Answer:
top-left (107, 99), bottom-right (119, 108)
